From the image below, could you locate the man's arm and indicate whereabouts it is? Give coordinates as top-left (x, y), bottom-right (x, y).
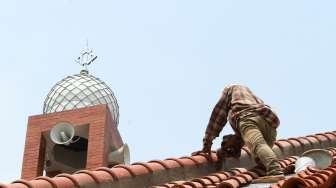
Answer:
top-left (205, 87), bottom-right (230, 138)
top-left (202, 87), bottom-right (230, 153)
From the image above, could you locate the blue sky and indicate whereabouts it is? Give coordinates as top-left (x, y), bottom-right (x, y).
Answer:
top-left (1, 0), bottom-right (336, 182)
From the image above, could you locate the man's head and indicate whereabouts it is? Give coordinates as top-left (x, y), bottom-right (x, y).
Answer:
top-left (217, 134), bottom-right (244, 159)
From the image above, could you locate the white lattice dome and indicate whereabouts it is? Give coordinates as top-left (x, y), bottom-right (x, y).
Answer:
top-left (43, 70), bottom-right (119, 125)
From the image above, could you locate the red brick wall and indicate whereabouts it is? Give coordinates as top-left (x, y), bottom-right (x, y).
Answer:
top-left (21, 104), bottom-right (121, 180)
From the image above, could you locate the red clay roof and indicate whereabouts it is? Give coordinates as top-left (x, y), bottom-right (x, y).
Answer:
top-left (1, 131), bottom-right (336, 188)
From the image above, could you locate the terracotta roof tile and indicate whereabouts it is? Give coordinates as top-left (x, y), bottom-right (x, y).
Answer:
top-left (217, 179), bottom-right (241, 188)
top-left (274, 140), bottom-right (294, 156)
top-left (297, 137), bottom-right (314, 151)
top-left (202, 175), bottom-right (220, 184)
top-left (54, 174), bottom-right (81, 188)
top-left (33, 176), bottom-right (58, 188)
top-left (305, 135), bottom-right (321, 148)
top-left (192, 178), bottom-right (213, 186)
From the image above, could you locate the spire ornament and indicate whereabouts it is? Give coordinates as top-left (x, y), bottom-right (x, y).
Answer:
top-left (75, 41), bottom-right (97, 74)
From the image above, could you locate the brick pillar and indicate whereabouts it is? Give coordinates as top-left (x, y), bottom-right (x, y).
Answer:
top-left (21, 104), bottom-right (123, 180)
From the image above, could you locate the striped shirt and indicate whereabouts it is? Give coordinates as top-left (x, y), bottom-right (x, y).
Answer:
top-left (205, 84), bottom-right (280, 138)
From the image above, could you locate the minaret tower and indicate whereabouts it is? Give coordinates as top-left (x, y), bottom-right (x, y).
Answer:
top-left (21, 45), bottom-right (129, 180)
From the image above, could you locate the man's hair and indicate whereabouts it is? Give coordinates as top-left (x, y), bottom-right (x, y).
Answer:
top-left (217, 134), bottom-right (244, 159)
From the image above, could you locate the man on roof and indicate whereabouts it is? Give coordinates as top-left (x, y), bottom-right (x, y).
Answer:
top-left (201, 84), bottom-right (284, 182)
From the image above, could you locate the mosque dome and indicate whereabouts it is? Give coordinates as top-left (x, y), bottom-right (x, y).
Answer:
top-left (43, 46), bottom-right (119, 125)
top-left (43, 70), bottom-right (119, 125)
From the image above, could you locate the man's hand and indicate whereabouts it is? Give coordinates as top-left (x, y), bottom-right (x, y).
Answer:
top-left (202, 136), bottom-right (213, 155)
top-left (191, 133), bottom-right (214, 157)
